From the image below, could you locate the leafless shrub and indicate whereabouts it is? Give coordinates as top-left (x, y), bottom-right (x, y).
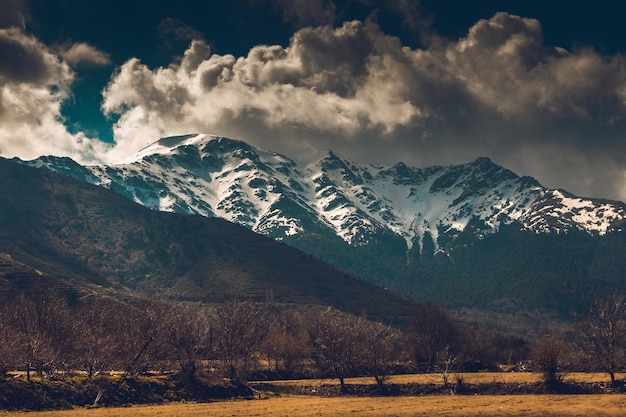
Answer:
top-left (531, 334), bottom-right (572, 387)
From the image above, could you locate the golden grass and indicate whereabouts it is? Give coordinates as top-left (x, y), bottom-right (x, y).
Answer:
top-left (5, 394), bottom-right (626, 417)
top-left (251, 372), bottom-right (624, 387)
top-left (4, 373), bottom-right (626, 417)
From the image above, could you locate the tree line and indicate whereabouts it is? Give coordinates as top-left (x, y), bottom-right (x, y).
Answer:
top-left (1, 290), bottom-right (625, 391)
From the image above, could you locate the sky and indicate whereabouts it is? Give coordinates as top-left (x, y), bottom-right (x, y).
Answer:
top-left (2, 0), bottom-right (626, 201)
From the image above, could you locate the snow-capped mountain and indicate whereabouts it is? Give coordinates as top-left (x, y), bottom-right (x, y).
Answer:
top-left (19, 134), bottom-right (626, 254)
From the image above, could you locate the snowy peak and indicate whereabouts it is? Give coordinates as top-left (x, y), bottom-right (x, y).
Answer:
top-left (526, 189), bottom-right (626, 234)
top-left (429, 157), bottom-right (521, 194)
top-left (303, 153), bottom-right (546, 250)
top-left (87, 134), bottom-right (314, 236)
top-left (17, 134), bottom-right (626, 253)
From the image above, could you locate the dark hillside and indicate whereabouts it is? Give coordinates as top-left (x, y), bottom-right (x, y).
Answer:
top-left (0, 158), bottom-right (417, 321)
top-left (288, 222), bottom-right (626, 316)
top-left (0, 253), bottom-right (98, 304)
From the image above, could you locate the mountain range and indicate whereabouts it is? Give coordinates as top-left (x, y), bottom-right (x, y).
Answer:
top-left (0, 157), bottom-right (417, 322)
top-left (23, 134), bottom-right (626, 251)
top-left (15, 134), bottom-right (626, 314)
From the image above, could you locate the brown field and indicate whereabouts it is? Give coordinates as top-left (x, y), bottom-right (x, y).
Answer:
top-left (4, 373), bottom-right (626, 417)
top-left (250, 371), bottom-right (625, 386)
top-left (5, 394), bottom-right (626, 417)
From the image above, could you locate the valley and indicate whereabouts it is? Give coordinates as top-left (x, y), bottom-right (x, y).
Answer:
top-left (2, 148), bottom-right (626, 412)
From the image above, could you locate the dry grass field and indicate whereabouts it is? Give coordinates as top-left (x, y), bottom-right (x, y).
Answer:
top-left (250, 371), bottom-right (625, 387)
top-left (4, 373), bottom-right (626, 417)
top-left (4, 394), bottom-right (626, 417)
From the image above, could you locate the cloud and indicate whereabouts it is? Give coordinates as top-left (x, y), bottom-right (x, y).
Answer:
top-left (58, 42), bottom-right (112, 67)
top-left (101, 21), bottom-right (425, 162)
top-left (1, 7), bottom-right (625, 201)
top-left (444, 13), bottom-right (626, 120)
top-left (96, 12), bottom-right (626, 201)
top-left (0, 0), bottom-right (28, 29)
top-left (0, 28), bottom-right (108, 163)
top-left (271, 0), bottom-right (337, 26)
top-left (388, 0), bottom-right (431, 33)
top-left (0, 28), bottom-right (68, 85)
top-left (157, 17), bottom-right (205, 42)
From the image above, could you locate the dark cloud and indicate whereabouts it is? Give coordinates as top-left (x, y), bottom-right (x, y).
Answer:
top-left (387, 0), bottom-right (432, 34)
top-left (0, 28), bottom-right (67, 85)
top-left (273, 0), bottom-right (337, 26)
top-left (436, 13), bottom-right (626, 121)
top-left (157, 17), bottom-right (205, 42)
top-left (291, 22), bottom-right (372, 96)
top-left (0, 0), bottom-right (28, 29)
top-left (156, 17), bottom-right (207, 64)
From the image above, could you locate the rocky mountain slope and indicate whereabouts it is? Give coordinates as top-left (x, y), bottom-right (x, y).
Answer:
top-left (16, 134), bottom-right (626, 313)
top-left (21, 134), bottom-right (626, 254)
top-left (0, 157), bottom-right (417, 321)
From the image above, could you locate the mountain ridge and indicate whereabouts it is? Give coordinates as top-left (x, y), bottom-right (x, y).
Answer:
top-left (19, 134), bottom-right (626, 253)
top-left (15, 134), bottom-right (626, 313)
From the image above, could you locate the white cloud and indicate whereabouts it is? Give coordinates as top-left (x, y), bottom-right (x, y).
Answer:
top-left (442, 12), bottom-right (626, 119)
top-left (103, 12), bottom-right (626, 153)
top-left (59, 42), bottom-right (111, 67)
top-left (101, 21), bottom-right (426, 162)
top-left (0, 28), bottom-right (109, 163)
top-left (102, 12), bottom-right (626, 143)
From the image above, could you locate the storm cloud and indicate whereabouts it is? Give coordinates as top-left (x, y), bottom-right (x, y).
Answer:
top-left (101, 13), bottom-right (626, 200)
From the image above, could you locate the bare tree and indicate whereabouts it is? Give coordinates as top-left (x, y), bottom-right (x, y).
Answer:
top-left (578, 291), bottom-right (626, 386)
top-left (406, 302), bottom-right (465, 375)
top-left (162, 302), bottom-right (211, 382)
top-left (307, 308), bottom-right (365, 393)
top-left (361, 319), bottom-right (400, 393)
top-left (261, 308), bottom-right (307, 377)
top-left (103, 302), bottom-right (145, 372)
top-left (35, 291), bottom-right (76, 375)
top-left (71, 298), bottom-right (120, 377)
top-left (131, 299), bottom-right (170, 374)
top-left (0, 301), bottom-right (20, 375)
top-left (0, 292), bottom-right (70, 381)
top-left (213, 300), bottom-right (266, 382)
